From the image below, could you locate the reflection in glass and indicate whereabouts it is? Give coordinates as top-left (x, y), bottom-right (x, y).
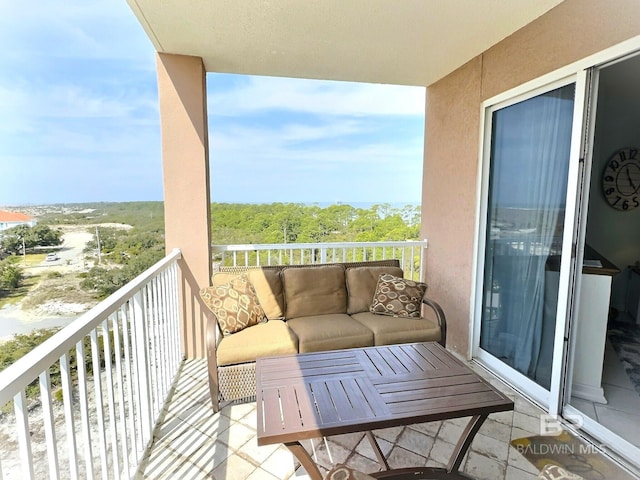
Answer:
top-left (481, 84), bottom-right (575, 389)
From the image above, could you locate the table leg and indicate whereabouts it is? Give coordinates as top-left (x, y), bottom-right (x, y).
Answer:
top-left (366, 431), bottom-right (390, 470)
top-left (284, 441), bottom-right (323, 480)
top-left (446, 414), bottom-right (488, 473)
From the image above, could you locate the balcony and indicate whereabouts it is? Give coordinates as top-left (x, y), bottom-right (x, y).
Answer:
top-left (0, 243), bottom-right (627, 479)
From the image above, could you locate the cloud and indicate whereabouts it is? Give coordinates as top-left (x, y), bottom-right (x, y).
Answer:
top-left (208, 75), bottom-right (425, 117)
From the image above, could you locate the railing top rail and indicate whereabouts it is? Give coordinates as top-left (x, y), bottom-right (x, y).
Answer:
top-left (0, 248), bottom-right (182, 406)
top-left (212, 240), bottom-right (428, 251)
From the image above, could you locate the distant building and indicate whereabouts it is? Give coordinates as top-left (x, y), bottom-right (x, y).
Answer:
top-left (0, 210), bottom-right (37, 232)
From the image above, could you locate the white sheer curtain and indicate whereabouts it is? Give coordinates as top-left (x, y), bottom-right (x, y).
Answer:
top-left (481, 84), bottom-right (575, 388)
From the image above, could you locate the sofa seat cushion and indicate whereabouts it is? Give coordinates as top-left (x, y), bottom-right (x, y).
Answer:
top-left (283, 265), bottom-right (347, 318)
top-left (217, 320), bottom-right (298, 366)
top-left (213, 269), bottom-right (285, 320)
top-left (351, 312), bottom-right (441, 346)
top-left (345, 266), bottom-right (404, 314)
top-left (286, 314), bottom-right (374, 353)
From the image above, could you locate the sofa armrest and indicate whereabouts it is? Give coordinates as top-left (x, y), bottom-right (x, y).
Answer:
top-left (422, 297), bottom-right (447, 347)
top-left (206, 314), bottom-right (221, 412)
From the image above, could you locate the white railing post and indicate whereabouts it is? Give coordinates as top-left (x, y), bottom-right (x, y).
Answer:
top-left (60, 353), bottom-right (79, 479)
top-left (14, 391), bottom-right (34, 480)
top-left (132, 290), bottom-right (153, 450)
top-left (76, 340), bottom-right (95, 480)
top-left (90, 329), bottom-right (108, 480)
top-left (211, 241), bottom-right (428, 273)
top-left (0, 250), bottom-right (182, 480)
top-left (101, 318), bottom-right (120, 480)
top-left (39, 370), bottom-right (60, 480)
top-left (112, 311), bottom-right (131, 479)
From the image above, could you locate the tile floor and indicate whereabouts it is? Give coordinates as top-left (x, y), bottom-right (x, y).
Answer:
top-left (135, 358), bottom-right (632, 480)
top-left (570, 338), bottom-right (640, 449)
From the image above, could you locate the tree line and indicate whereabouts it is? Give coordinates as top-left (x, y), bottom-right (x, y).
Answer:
top-left (1, 202), bottom-right (420, 298)
top-left (210, 202), bottom-right (420, 245)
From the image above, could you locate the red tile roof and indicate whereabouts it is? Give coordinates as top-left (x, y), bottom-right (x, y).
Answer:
top-left (0, 210), bottom-right (34, 222)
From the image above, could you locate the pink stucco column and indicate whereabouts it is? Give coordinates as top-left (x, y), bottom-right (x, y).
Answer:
top-left (156, 53), bottom-right (212, 358)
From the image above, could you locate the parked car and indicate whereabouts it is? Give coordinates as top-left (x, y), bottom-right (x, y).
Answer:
top-left (45, 253), bottom-right (59, 262)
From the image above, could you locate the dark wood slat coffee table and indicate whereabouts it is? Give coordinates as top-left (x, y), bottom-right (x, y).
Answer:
top-left (256, 342), bottom-right (514, 480)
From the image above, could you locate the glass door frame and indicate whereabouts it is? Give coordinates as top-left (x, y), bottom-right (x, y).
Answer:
top-left (564, 51), bottom-right (640, 466)
top-left (471, 36), bottom-right (640, 467)
top-left (471, 72), bottom-right (588, 410)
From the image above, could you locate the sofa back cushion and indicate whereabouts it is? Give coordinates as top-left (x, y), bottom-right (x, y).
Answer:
top-left (213, 268), bottom-right (284, 320)
top-left (282, 265), bottom-right (347, 318)
top-left (345, 266), bottom-right (404, 314)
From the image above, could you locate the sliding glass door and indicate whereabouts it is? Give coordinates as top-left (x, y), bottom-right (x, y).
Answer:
top-left (476, 79), bottom-right (585, 402)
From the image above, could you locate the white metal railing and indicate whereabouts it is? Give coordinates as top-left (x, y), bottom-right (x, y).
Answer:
top-left (211, 240), bottom-right (428, 280)
top-left (0, 249), bottom-right (183, 480)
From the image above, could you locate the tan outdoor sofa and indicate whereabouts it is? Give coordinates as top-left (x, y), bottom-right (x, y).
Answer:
top-left (204, 260), bottom-right (447, 412)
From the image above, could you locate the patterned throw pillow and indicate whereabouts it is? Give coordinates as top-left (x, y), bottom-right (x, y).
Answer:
top-left (200, 274), bottom-right (266, 335)
top-left (369, 274), bottom-right (427, 318)
top-left (325, 464), bottom-right (375, 480)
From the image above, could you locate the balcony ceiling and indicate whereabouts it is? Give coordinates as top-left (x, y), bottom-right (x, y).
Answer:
top-left (126, 0), bottom-right (565, 87)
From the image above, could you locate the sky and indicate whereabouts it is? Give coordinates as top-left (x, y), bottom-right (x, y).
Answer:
top-left (0, 0), bottom-right (426, 207)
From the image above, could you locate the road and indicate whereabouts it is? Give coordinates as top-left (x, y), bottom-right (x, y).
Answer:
top-left (0, 224), bottom-right (130, 342)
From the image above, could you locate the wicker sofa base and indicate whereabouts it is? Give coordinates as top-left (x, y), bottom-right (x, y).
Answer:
top-left (218, 362), bottom-right (257, 403)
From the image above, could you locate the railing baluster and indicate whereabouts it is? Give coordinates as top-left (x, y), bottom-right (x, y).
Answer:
top-left (156, 276), bottom-right (167, 397)
top-left (39, 370), bottom-right (60, 480)
top-left (102, 318), bottom-right (120, 479)
top-left (133, 290), bottom-right (153, 448)
top-left (152, 279), bottom-right (162, 415)
top-left (125, 300), bottom-right (142, 459)
top-left (14, 390), bottom-right (34, 480)
top-left (90, 330), bottom-right (108, 480)
top-left (166, 267), bottom-right (177, 373)
top-left (113, 310), bottom-right (131, 479)
top-left (145, 283), bottom-right (158, 417)
top-left (60, 353), bottom-right (79, 479)
top-left (171, 262), bottom-right (182, 369)
top-left (0, 251), bottom-right (182, 480)
top-left (76, 340), bottom-right (94, 480)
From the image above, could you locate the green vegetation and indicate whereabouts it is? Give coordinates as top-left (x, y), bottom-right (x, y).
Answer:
top-left (38, 201), bottom-right (165, 229)
top-left (0, 224), bottom-right (63, 255)
top-left (210, 202), bottom-right (420, 244)
top-left (0, 257), bottom-right (23, 290)
top-left (0, 327), bottom-right (119, 409)
top-left (79, 225), bottom-right (165, 299)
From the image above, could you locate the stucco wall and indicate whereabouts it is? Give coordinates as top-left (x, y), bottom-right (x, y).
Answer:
top-left (422, 0), bottom-right (640, 357)
top-left (422, 58), bottom-right (482, 355)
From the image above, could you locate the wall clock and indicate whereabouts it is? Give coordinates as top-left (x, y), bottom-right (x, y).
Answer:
top-left (602, 147), bottom-right (640, 211)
